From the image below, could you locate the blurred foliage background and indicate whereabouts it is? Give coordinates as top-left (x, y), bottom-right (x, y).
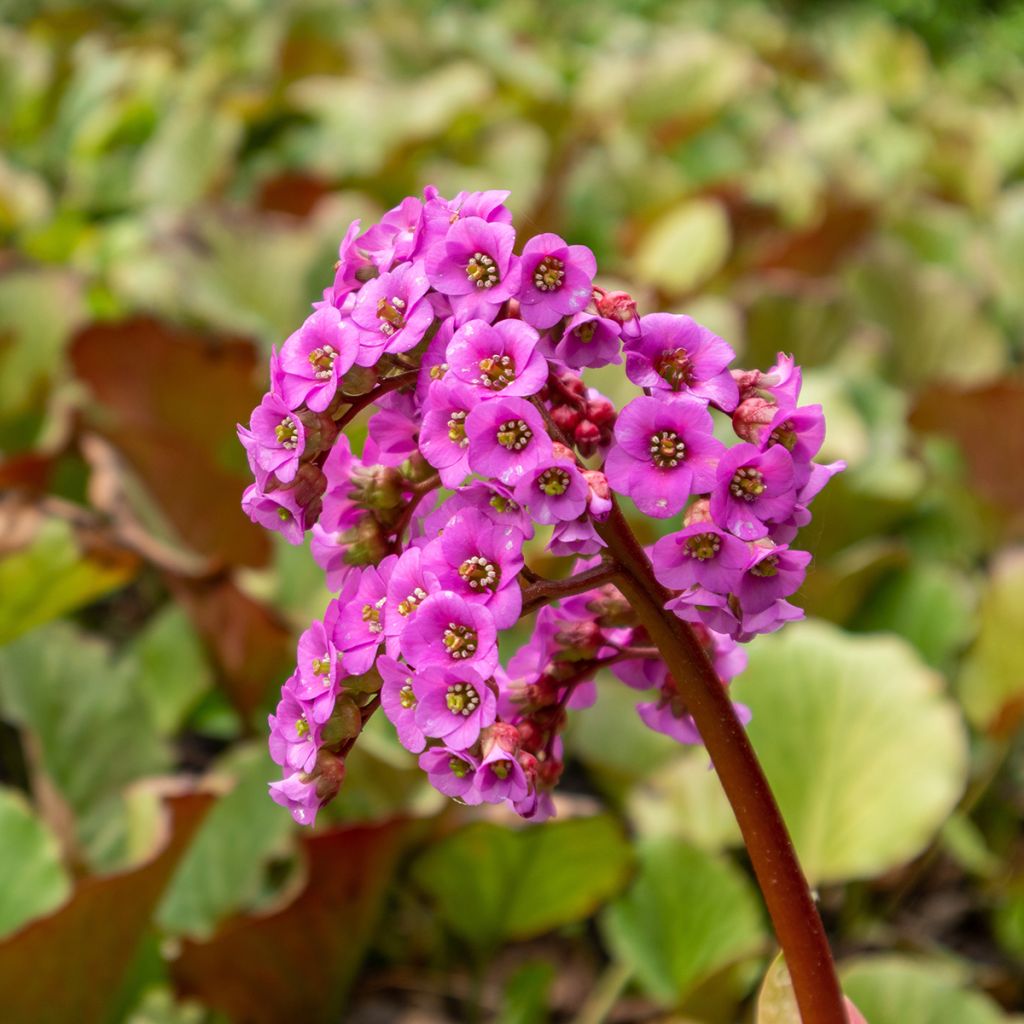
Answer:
top-left (2, 1), bottom-right (1024, 1021)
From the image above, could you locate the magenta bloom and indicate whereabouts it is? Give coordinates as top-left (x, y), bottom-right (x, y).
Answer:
top-left (278, 306), bottom-right (359, 412)
top-left (709, 443), bottom-right (797, 541)
top-left (419, 746), bottom-right (482, 803)
top-left (465, 396), bottom-right (554, 484)
top-left (652, 523), bottom-right (751, 594)
top-left (377, 655), bottom-right (426, 753)
top-left (384, 546), bottom-right (440, 651)
top-left (604, 395), bottom-right (724, 518)
top-left (413, 663), bottom-right (497, 748)
top-left (399, 591), bottom-right (499, 675)
top-left (421, 509), bottom-right (525, 628)
top-left (477, 747), bottom-right (529, 803)
top-left (318, 433), bottom-right (360, 534)
top-left (425, 216), bottom-right (521, 305)
top-left (356, 196), bottom-right (427, 269)
top-left (364, 392), bottom-right (419, 467)
top-left (446, 318), bottom-right (547, 398)
top-left (554, 312), bottom-right (622, 369)
top-left (331, 560), bottom-right (395, 674)
top-left (351, 260), bottom-right (433, 364)
top-left (269, 772), bottom-right (322, 826)
top-left (245, 391), bottom-right (306, 484)
top-left (241, 483), bottom-right (308, 544)
top-left (419, 378), bottom-right (477, 487)
top-left (517, 233), bottom-right (596, 330)
top-left (268, 679), bottom-right (320, 773)
top-left (548, 514), bottom-right (606, 556)
top-left (624, 313), bottom-right (738, 411)
top-left (422, 479), bottom-right (534, 540)
top-left (735, 544), bottom-right (812, 614)
top-left (756, 404), bottom-right (825, 488)
top-left (513, 459), bottom-right (589, 524)
top-left (294, 617), bottom-right (341, 716)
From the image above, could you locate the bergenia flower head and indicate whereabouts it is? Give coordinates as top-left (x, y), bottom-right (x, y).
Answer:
top-left (243, 186), bottom-right (842, 825)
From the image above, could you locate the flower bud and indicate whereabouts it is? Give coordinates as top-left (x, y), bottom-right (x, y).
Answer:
top-left (350, 465), bottom-right (405, 511)
top-left (574, 419), bottom-right (601, 456)
top-left (583, 470), bottom-right (612, 520)
top-left (551, 404), bottom-right (582, 433)
top-left (731, 396), bottom-right (776, 444)
top-left (555, 619), bottom-right (604, 658)
top-left (339, 364), bottom-right (379, 397)
top-left (480, 721), bottom-right (522, 758)
top-left (586, 395), bottom-right (615, 427)
top-left (537, 757), bottom-right (564, 786)
top-left (312, 748), bottom-right (346, 802)
top-left (683, 497), bottom-right (713, 526)
top-left (342, 515), bottom-right (390, 566)
top-left (320, 694), bottom-right (362, 746)
top-left (290, 463), bottom-right (328, 506)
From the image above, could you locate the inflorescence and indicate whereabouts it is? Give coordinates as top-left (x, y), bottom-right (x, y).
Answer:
top-left (238, 187), bottom-right (843, 826)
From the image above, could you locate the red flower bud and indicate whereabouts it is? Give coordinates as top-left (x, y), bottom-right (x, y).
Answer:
top-left (731, 396), bottom-right (776, 444)
top-left (551, 404), bottom-right (583, 433)
top-left (593, 287), bottom-right (637, 325)
top-left (586, 395), bottom-right (616, 427)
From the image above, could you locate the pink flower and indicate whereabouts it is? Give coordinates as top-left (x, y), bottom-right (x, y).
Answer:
top-left (517, 233), bottom-right (596, 329)
top-left (425, 217), bottom-right (521, 309)
top-left (419, 746), bottom-right (482, 803)
top-left (709, 443), bottom-right (797, 541)
top-left (377, 655), bottom-right (426, 753)
top-left (605, 395), bottom-right (724, 518)
top-left (400, 591), bottom-right (499, 675)
top-left (465, 396), bottom-right (554, 484)
top-left (278, 306), bottom-right (359, 412)
top-left (350, 260), bottom-right (434, 364)
top-left (446, 318), bottom-right (547, 398)
top-left (413, 663), bottom-right (497, 748)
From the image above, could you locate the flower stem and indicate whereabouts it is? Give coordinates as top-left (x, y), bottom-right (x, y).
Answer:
top-left (593, 501), bottom-right (848, 1024)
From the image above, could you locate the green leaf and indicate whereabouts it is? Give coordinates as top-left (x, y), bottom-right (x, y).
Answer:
top-left (958, 549), bottom-right (1024, 733)
top-left (601, 839), bottom-right (766, 1006)
top-left (157, 745), bottom-right (294, 939)
top-left (412, 816), bottom-right (632, 951)
top-left (841, 956), bottom-right (1009, 1024)
top-left (635, 199), bottom-right (731, 295)
top-left (730, 621), bottom-right (969, 884)
top-left (0, 787), bottom-right (71, 938)
top-left (0, 518), bottom-right (136, 645)
top-left (132, 605), bottom-right (214, 735)
top-left (0, 623), bottom-right (169, 862)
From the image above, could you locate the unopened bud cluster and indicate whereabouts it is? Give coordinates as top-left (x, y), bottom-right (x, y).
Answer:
top-left (239, 187), bottom-right (842, 825)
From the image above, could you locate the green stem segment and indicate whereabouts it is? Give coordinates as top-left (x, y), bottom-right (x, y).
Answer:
top-left (594, 502), bottom-right (848, 1024)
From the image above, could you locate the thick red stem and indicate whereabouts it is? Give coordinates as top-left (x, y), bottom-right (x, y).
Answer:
top-left (593, 502), bottom-right (848, 1024)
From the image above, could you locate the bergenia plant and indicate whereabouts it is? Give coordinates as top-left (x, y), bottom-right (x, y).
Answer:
top-left (240, 187), bottom-right (851, 1023)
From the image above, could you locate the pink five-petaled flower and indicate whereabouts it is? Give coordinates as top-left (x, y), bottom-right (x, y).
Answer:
top-left (331, 559), bottom-right (396, 674)
top-left (553, 312), bottom-right (622, 369)
top-left (652, 522), bottom-right (752, 595)
top-left (293, 617), bottom-right (343, 723)
top-left (421, 509), bottom-right (525, 629)
top-left (413, 663), bottom-right (497, 748)
top-left (419, 378), bottom-right (477, 487)
top-left (624, 313), bottom-right (739, 411)
top-left (377, 655), bottom-right (426, 753)
top-left (604, 395), bottom-right (724, 518)
top-left (383, 547), bottom-right (440, 653)
top-left (709, 442), bottom-right (797, 541)
top-left (241, 483), bottom-right (309, 545)
top-left (425, 216), bottom-right (521, 309)
top-left (278, 305), bottom-right (359, 412)
top-left (418, 746), bottom-right (482, 804)
top-left (268, 677), bottom-right (320, 774)
top-left (513, 457), bottom-right (589, 524)
top-left (446, 318), bottom-right (547, 398)
top-left (400, 591), bottom-right (499, 675)
top-left (516, 232), bottom-right (596, 330)
top-left (734, 543), bottom-right (812, 614)
top-left (269, 771), bottom-right (323, 826)
top-left (477, 747), bottom-right (530, 803)
top-left (350, 260), bottom-right (434, 365)
top-left (465, 396), bottom-right (554, 484)
top-left (245, 391), bottom-right (306, 484)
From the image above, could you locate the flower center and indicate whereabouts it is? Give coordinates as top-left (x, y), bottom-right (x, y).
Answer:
top-left (466, 251), bottom-right (499, 289)
top-left (655, 348), bottom-right (695, 390)
top-left (447, 409), bottom-right (469, 447)
top-left (308, 344), bottom-right (337, 380)
top-left (430, 361), bottom-right (449, 380)
top-left (649, 430), bottom-right (686, 468)
top-left (477, 353), bottom-right (516, 389)
top-left (574, 321), bottom-right (597, 343)
top-left (537, 467), bottom-right (570, 496)
top-left (399, 683), bottom-right (417, 709)
top-left (490, 760), bottom-right (511, 780)
top-left (489, 494), bottom-right (515, 513)
top-left (311, 653), bottom-right (332, 676)
top-left (449, 755), bottom-right (471, 778)
top-left (376, 295), bottom-right (407, 336)
top-left (275, 417), bottom-right (298, 449)
top-left (768, 420), bottom-right (797, 451)
top-left (276, 507), bottom-right (292, 522)
top-left (361, 598), bottom-right (385, 634)
top-left (533, 256), bottom-right (565, 292)
top-left (459, 555), bottom-right (499, 591)
top-left (685, 532), bottom-right (721, 561)
top-left (295, 716), bottom-right (309, 738)
top-left (397, 588), bottom-right (428, 616)
top-left (496, 419), bottom-right (533, 451)
top-left (445, 681), bottom-right (481, 716)
top-left (730, 467), bottom-right (766, 501)
top-left (443, 622), bottom-right (478, 660)
top-left (750, 554), bottom-right (780, 578)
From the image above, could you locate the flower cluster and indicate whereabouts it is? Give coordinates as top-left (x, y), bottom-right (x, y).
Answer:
top-left (239, 187), bottom-right (842, 826)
